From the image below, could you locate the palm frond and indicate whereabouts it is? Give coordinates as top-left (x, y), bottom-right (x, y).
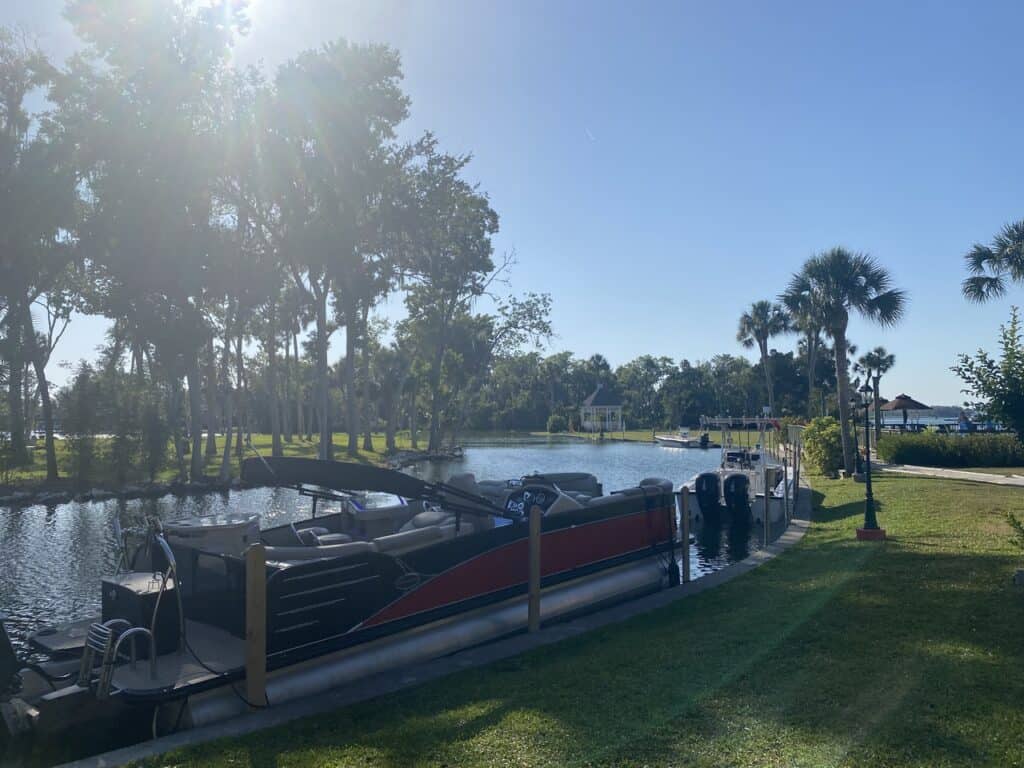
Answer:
top-left (962, 275), bottom-right (1006, 303)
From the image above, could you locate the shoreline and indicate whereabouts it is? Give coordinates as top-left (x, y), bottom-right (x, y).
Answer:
top-left (0, 446), bottom-right (465, 508)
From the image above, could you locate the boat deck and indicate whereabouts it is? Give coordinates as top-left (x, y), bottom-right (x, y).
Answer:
top-left (112, 620), bottom-right (244, 696)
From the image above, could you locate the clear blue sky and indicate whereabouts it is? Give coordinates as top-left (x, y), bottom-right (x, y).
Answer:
top-left (9, 0), bottom-right (1024, 405)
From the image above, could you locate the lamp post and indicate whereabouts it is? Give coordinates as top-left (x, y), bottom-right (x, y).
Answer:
top-left (854, 382), bottom-right (884, 540)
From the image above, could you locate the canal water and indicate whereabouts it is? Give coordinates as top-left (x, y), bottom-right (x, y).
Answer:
top-left (0, 437), bottom-right (783, 655)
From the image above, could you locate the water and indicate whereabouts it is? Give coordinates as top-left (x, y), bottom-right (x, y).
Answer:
top-left (0, 437), bottom-right (780, 656)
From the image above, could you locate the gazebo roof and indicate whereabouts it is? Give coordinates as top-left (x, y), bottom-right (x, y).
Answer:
top-left (582, 385), bottom-right (622, 408)
top-left (881, 393), bottom-right (930, 411)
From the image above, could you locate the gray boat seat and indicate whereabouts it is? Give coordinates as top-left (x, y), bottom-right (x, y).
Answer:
top-left (374, 526), bottom-right (444, 554)
top-left (315, 532), bottom-right (352, 545)
top-left (264, 540), bottom-right (375, 562)
top-left (295, 527), bottom-right (320, 546)
top-left (400, 506), bottom-right (452, 531)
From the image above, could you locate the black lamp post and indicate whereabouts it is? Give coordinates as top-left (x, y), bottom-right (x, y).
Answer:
top-left (854, 382), bottom-right (881, 536)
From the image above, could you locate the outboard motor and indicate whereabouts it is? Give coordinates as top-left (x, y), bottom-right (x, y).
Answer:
top-left (0, 614), bottom-right (18, 694)
top-left (699, 432), bottom-right (709, 449)
top-left (694, 473), bottom-right (721, 518)
top-left (723, 474), bottom-right (751, 518)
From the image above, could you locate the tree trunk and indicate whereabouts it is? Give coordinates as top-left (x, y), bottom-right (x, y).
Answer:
top-left (234, 334), bottom-right (246, 459)
top-left (204, 340), bottom-right (219, 458)
top-left (832, 328), bottom-right (855, 474)
top-left (427, 320), bottom-right (447, 452)
top-left (315, 289), bottom-right (332, 460)
top-left (22, 304), bottom-right (58, 480)
top-left (873, 373), bottom-right (882, 442)
top-left (294, 331), bottom-right (305, 441)
top-left (186, 352), bottom-right (205, 481)
top-left (169, 375), bottom-right (187, 481)
top-left (409, 388), bottom-right (419, 450)
top-left (4, 316), bottom-right (28, 466)
top-left (760, 339), bottom-right (775, 415)
top-left (267, 308), bottom-right (282, 458)
top-left (282, 329), bottom-right (293, 443)
top-left (805, 333), bottom-right (818, 419)
top-left (360, 306), bottom-right (373, 452)
top-left (219, 321), bottom-right (234, 481)
top-left (343, 316), bottom-right (359, 456)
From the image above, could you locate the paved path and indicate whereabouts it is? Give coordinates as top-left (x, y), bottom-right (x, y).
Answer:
top-left (878, 463), bottom-right (1024, 486)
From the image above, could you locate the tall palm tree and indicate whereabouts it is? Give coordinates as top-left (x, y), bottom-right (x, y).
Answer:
top-left (854, 346), bottom-right (895, 440)
top-left (736, 300), bottom-right (790, 415)
top-left (962, 221), bottom-right (1024, 302)
top-left (783, 248), bottom-right (906, 474)
top-left (781, 290), bottom-right (827, 417)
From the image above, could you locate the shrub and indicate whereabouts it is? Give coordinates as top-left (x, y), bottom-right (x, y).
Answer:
top-left (876, 432), bottom-right (1024, 468)
top-left (140, 397), bottom-right (170, 482)
top-left (802, 416), bottom-right (844, 475)
top-left (61, 364), bottom-right (99, 488)
top-left (546, 414), bottom-right (568, 433)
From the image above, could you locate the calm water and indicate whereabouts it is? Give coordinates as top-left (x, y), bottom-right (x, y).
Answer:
top-left (0, 437), bottom-right (780, 655)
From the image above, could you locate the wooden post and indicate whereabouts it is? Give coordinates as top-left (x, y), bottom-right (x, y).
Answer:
top-left (528, 505), bottom-right (542, 632)
top-left (763, 466), bottom-right (771, 543)
top-left (782, 457), bottom-right (790, 523)
top-left (680, 487), bottom-right (691, 583)
top-left (245, 543), bottom-right (267, 708)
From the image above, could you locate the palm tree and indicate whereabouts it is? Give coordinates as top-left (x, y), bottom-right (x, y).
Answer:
top-left (783, 248), bottom-right (906, 474)
top-left (962, 221), bottom-right (1024, 302)
top-left (854, 346), bottom-right (895, 440)
top-left (781, 290), bottom-right (826, 417)
top-left (736, 300), bottom-right (789, 415)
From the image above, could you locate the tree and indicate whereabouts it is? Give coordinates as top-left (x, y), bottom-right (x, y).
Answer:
top-left (953, 307), bottom-right (1024, 439)
top-left (962, 221), bottom-right (1024, 303)
top-left (781, 287), bottom-right (827, 417)
top-left (616, 355), bottom-right (673, 427)
top-left (270, 40), bottom-right (409, 459)
top-left (400, 137), bottom-right (500, 451)
top-left (57, 0), bottom-right (246, 481)
top-left (854, 346), bottom-right (895, 439)
top-left (736, 300), bottom-right (789, 415)
top-left (783, 248), bottom-right (906, 474)
top-left (0, 28), bottom-right (76, 477)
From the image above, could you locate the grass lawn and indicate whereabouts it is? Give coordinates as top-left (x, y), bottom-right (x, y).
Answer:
top-left (135, 473), bottom-right (1024, 767)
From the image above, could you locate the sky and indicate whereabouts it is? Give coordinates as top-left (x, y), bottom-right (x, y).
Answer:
top-left (7, 0), bottom-right (1024, 405)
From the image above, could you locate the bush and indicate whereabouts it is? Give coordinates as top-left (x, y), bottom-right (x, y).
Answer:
top-left (546, 414), bottom-right (568, 433)
top-left (802, 416), bottom-right (844, 475)
top-left (876, 432), bottom-right (1024, 468)
top-left (140, 397), bottom-right (170, 482)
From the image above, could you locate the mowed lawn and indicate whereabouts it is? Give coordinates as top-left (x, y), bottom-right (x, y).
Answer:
top-left (132, 473), bottom-right (1024, 768)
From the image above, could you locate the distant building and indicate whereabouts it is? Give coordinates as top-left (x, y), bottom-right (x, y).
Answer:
top-left (580, 385), bottom-right (623, 433)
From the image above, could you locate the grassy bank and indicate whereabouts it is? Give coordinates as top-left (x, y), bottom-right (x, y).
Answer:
top-left (2, 432), bottom-right (421, 490)
top-left (134, 473), bottom-right (1024, 767)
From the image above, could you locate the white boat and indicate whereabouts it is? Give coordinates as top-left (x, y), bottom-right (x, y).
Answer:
top-left (654, 428), bottom-right (719, 449)
top-left (681, 418), bottom-right (791, 524)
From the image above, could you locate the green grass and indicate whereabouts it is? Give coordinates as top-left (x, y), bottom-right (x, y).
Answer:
top-left (133, 473), bottom-right (1024, 767)
top-left (2, 432), bottom-right (420, 489)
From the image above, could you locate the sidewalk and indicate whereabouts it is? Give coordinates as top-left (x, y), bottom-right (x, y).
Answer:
top-left (876, 463), bottom-right (1024, 486)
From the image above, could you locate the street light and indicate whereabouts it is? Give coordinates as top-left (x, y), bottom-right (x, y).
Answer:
top-left (853, 382), bottom-right (884, 540)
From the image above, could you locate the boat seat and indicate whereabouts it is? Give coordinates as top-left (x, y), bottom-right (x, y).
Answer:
top-left (374, 526), bottom-right (445, 554)
top-left (295, 527), bottom-right (320, 546)
top-left (315, 533), bottom-right (353, 545)
top-left (264, 540), bottom-right (375, 562)
top-left (401, 506), bottom-right (452, 530)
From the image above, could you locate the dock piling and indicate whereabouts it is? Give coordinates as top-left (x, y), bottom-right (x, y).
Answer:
top-left (245, 542), bottom-right (268, 709)
top-left (528, 505), bottom-right (542, 632)
top-left (679, 487), bottom-right (691, 583)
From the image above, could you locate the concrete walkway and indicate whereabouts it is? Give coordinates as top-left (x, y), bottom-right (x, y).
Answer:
top-left (59, 488), bottom-right (813, 768)
top-left (877, 463), bottom-right (1024, 486)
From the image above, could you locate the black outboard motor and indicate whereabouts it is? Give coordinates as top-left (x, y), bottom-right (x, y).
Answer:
top-left (699, 432), bottom-right (709, 449)
top-left (694, 472), bottom-right (721, 518)
top-left (723, 473), bottom-right (751, 518)
top-left (0, 614), bottom-right (20, 695)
